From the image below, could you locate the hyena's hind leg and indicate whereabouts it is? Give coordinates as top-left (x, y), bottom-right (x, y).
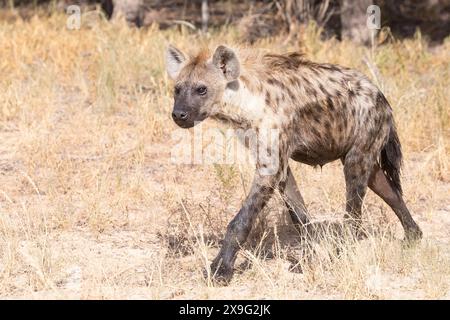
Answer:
top-left (342, 149), bottom-right (374, 238)
top-left (368, 165), bottom-right (422, 241)
top-left (278, 166), bottom-right (310, 233)
top-left (278, 166), bottom-right (311, 272)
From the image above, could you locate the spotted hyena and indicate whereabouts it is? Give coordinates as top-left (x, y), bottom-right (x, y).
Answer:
top-left (165, 44), bottom-right (422, 284)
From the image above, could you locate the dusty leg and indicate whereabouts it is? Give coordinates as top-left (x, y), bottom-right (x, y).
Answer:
top-left (278, 166), bottom-right (310, 230)
top-left (368, 165), bottom-right (422, 241)
top-left (342, 152), bottom-right (373, 237)
top-left (209, 182), bottom-right (273, 283)
top-left (208, 167), bottom-right (286, 284)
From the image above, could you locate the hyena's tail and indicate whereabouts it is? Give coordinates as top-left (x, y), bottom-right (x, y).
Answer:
top-left (380, 124), bottom-right (403, 195)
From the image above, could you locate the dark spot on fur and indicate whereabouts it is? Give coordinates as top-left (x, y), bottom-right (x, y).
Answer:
top-left (267, 77), bottom-right (285, 89)
top-left (264, 52), bottom-right (306, 70)
top-left (302, 77), bottom-right (311, 87)
top-left (310, 68), bottom-right (321, 77)
top-left (265, 91), bottom-right (271, 106)
top-left (310, 126), bottom-right (320, 137)
top-left (275, 95), bottom-right (281, 105)
top-left (321, 64), bottom-right (340, 72)
top-left (302, 104), bottom-right (315, 118)
top-left (318, 83), bottom-right (328, 96)
top-left (305, 86), bottom-right (317, 97)
top-left (287, 87), bottom-right (296, 101)
top-left (313, 114), bottom-right (321, 124)
top-left (288, 76), bottom-right (298, 86)
top-left (326, 97), bottom-right (335, 111)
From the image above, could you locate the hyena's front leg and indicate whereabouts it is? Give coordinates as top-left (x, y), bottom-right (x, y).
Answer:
top-left (208, 162), bottom-right (287, 285)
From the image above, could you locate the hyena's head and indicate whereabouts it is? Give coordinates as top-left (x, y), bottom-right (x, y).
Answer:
top-left (165, 45), bottom-right (240, 128)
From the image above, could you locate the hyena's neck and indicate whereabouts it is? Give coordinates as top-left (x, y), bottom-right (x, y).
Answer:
top-left (211, 79), bottom-right (266, 129)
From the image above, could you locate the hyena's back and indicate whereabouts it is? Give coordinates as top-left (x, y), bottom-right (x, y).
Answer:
top-left (280, 62), bottom-right (392, 167)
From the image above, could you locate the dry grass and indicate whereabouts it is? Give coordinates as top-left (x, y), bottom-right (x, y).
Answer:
top-left (0, 12), bottom-right (449, 299)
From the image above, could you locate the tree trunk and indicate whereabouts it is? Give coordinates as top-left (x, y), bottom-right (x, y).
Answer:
top-left (101, 0), bottom-right (114, 19)
top-left (201, 0), bottom-right (209, 33)
top-left (340, 0), bottom-right (374, 45)
top-left (111, 0), bottom-right (144, 27)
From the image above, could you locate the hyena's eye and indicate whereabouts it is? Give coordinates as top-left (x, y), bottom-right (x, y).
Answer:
top-left (196, 86), bottom-right (207, 96)
top-left (174, 86), bottom-right (181, 95)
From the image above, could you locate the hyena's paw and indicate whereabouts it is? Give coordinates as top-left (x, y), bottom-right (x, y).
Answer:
top-left (403, 227), bottom-right (423, 245)
top-left (203, 260), bottom-right (234, 286)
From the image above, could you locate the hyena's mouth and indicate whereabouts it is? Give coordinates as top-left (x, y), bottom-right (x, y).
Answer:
top-left (173, 119), bottom-right (195, 128)
top-left (173, 112), bottom-right (209, 129)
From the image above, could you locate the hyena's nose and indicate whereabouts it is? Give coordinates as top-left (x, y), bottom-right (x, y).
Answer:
top-left (172, 110), bottom-right (188, 121)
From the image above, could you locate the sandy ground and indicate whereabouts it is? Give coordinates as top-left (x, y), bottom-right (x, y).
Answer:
top-left (1, 135), bottom-right (448, 299)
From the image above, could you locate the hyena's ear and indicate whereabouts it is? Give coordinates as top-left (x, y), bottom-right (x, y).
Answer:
top-left (212, 45), bottom-right (240, 81)
top-left (166, 45), bottom-right (187, 80)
